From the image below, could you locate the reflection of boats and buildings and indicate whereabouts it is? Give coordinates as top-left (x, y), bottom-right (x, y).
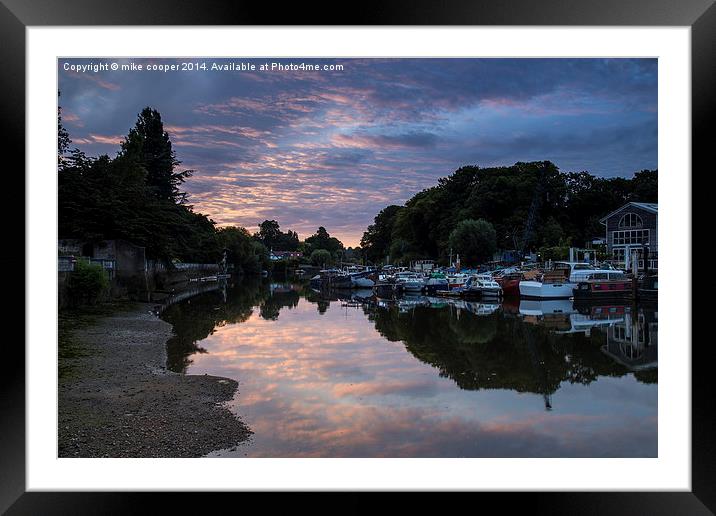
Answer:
top-left (603, 308), bottom-right (658, 371)
top-left (161, 279), bottom-right (657, 415)
top-left (318, 286), bottom-right (658, 376)
top-left (518, 298), bottom-right (657, 372)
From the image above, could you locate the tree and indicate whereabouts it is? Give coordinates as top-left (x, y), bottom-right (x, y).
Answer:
top-left (256, 220), bottom-right (282, 249)
top-left (363, 162), bottom-right (657, 260)
top-left (448, 219), bottom-right (497, 266)
top-left (119, 107), bottom-right (192, 203)
top-left (305, 226), bottom-right (343, 256)
top-left (218, 226), bottom-right (268, 274)
top-left (360, 205), bottom-right (402, 263)
top-left (58, 92), bottom-right (71, 165)
top-left (58, 107), bottom-right (231, 265)
top-left (630, 169), bottom-right (658, 202)
top-left (255, 220), bottom-right (299, 251)
top-left (388, 238), bottom-right (412, 265)
top-left (538, 216), bottom-right (564, 247)
top-left (310, 249), bottom-right (332, 267)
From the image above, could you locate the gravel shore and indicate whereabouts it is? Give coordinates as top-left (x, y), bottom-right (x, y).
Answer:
top-left (58, 304), bottom-right (252, 457)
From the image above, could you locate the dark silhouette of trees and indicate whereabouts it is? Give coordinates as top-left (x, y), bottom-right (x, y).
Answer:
top-left (119, 107), bottom-right (192, 204)
top-left (361, 161), bottom-right (657, 263)
top-left (360, 205), bottom-right (403, 264)
top-left (304, 226), bottom-right (344, 257)
top-left (448, 219), bottom-right (497, 266)
top-left (255, 220), bottom-right (300, 251)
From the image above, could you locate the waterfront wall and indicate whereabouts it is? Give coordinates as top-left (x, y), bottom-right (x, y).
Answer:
top-left (57, 238), bottom-right (223, 308)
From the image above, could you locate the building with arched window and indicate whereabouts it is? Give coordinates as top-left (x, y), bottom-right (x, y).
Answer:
top-left (599, 202), bottom-right (657, 270)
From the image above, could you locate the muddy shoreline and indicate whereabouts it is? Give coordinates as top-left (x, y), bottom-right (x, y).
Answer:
top-left (58, 303), bottom-right (252, 457)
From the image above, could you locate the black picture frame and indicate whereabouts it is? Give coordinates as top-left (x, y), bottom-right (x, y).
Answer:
top-left (1, 0), bottom-right (711, 512)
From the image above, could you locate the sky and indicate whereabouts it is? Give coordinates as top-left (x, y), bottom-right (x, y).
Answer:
top-left (58, 58), bottom-right (657, 247)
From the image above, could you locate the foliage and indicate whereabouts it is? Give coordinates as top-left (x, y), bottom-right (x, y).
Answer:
top-left (538, 244), bottom-right (570, 262)
top-left (58, 92), bottom-right (71, 165)
top-left (360, 205), bottom-right (403, 264)
top-left (119, 107), bottom-right (192, 203)
top-left (218, 226), bottom-right (268, 274)
top-left (304, 227), bottom-right (344, 257)
top-left (66, 260), bottom-right (110, 306)
top-left (59, 105), bottom-right (243, 266)
top-left (57, 103), bottom-right (363, 276)
top-left (342, 246), bottom-right (364, 264)
top-left (310, 249), bottom-right (332, 267)
top-left (448, 219), bottom-right (497, 266)
top-left (255, 220), bottom-right (299, 251)
top-left (363, 162), bottom-right (657, 263)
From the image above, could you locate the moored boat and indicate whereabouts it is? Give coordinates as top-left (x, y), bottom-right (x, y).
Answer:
top-left (394, 271), bottom-right (425, 293)
top-left (423, 272), bottom-right (450, 294)
top-left (573, 271), bottom-right (632, 300)
top-left (464, 274), bottom-right (503, 299)
top-left (494, 271), bottom-right (523, 298)
top-left (519, 269), bottom-right (573, 299)
top-left (446, 272), bottom-right (470, 290)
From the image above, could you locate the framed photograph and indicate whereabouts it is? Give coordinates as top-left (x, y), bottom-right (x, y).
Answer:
top-left (3, 0), bottom-right (712, 511)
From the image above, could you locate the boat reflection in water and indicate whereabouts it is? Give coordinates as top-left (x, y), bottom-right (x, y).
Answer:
top-left (160, 280), bottom-right (657, 458)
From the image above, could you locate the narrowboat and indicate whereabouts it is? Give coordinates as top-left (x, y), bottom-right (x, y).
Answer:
top-left (572, 271), bottom-right (632, 300)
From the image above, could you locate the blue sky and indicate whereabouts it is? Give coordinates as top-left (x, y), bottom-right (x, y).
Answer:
top-left (59, 58), bottom-right (657, 246)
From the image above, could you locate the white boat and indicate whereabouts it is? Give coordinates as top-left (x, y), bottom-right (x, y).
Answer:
top-left (446, 272), bottom-right (470, 290)
top-left (464, 274), bottom-right (503, 298)
top-left (519, 280), bottom-right (574, 299)
top-left (519, 269), bottom-right (574, 299)
top-left (394, 271), bottom-right (425, 292)
top-left (554, 261), bottom-right (626, 283)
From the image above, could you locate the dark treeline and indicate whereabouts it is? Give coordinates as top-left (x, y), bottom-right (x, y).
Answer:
top-left (361, 161), bottom-right (657, 265)
top-left (58, 104), bottom-right (347, 272)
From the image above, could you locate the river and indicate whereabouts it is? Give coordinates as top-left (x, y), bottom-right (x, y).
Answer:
top-left (160, 279), bottom-right (657, 457)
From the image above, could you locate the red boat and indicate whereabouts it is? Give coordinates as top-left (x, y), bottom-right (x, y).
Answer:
top-left (495, 272), bottom-right (523, 298)
top-left (573, 276), bottom-right (633, 300)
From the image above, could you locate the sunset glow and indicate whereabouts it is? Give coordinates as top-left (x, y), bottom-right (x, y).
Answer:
top-left (59, 58), bottom-right (657, 246)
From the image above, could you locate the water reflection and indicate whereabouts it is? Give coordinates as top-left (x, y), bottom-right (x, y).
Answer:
top-left (160, 282), bottom-right (657, 457)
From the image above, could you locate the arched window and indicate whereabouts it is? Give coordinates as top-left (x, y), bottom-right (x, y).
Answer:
top-left (619, 212), bottom-right (643, 229)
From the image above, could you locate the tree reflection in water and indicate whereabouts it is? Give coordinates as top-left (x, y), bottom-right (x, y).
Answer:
top-left (162, 281), bottom-right (657, 400)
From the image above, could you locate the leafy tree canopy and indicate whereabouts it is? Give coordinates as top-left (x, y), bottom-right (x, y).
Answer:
top-left (448, 219), bottom-right (497, 266)
top-left (361, 162), bottom-right (656, 264)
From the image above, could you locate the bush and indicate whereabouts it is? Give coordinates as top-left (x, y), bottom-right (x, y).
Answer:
top-left (310, 249), bottom-right (332, 267)
top-left (66, 260), bottom-right (109, 306)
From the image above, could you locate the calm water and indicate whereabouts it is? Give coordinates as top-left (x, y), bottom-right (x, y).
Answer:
top-left (160, 279), bottom-right (657, 457)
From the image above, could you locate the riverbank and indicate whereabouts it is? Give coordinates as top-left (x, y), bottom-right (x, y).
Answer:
top-left (58, 303), bottom-right (252, 457)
